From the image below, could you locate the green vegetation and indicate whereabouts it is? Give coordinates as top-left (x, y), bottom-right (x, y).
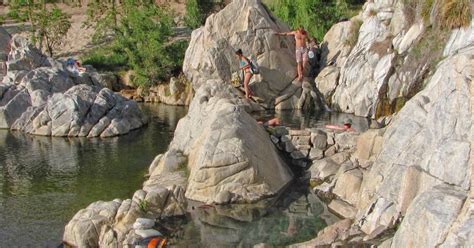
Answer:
top-left (265, 0), bottom-right (364, 41)
top-left (185, 0), bottom-right (213, 29)
top-left (7, 0), bottom-right (71, 57)
top-left (81, 1), bottom-right (189, 88)
top-left (404, 0), bottom-right (471, 30)
top-left (138, 199), bottom-right (149, 213)
top-left (440, 0), bottom-right (471, 30)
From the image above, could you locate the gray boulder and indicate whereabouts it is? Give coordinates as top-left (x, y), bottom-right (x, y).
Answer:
top-left (183, 0), bottom-right (297, 107)
top-left (0, 35), bottom-right (147, 137)
top-left (170, 81), bottom-right (293, 203)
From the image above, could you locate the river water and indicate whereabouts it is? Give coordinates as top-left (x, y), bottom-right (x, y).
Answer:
top-left (0, 104), bottom-right (187, 247)
top-left (0, 104), bottom-right (368, 247)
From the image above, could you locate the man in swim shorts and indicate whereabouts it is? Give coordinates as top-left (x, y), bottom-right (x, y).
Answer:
top-left (275, 26), bottom-right (309, 81)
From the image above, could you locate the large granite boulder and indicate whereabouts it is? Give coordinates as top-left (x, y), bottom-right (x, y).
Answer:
top-left (0, 27), bottom-right (10, 82)
top-left (170, 80), bottom-right (293, 203)
top-left (0, 36), bottom-right (147, 137)
top-left (316, 0), bottom-right (468, 118)
top-left (355, 44), bottom-right (474, 246)
top-left (183, 0), bottom-right (297, 107)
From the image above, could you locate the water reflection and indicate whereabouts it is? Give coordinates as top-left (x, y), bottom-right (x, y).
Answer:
top-left (253, 109), bottom-right (370, 132)
top-left (166, 183), bottom-right (336, 247)
top-left (0, 103), bottom-right (187, 247)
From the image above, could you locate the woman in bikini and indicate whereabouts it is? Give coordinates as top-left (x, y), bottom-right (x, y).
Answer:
top-left (235, 49), bottom-right (254, 99)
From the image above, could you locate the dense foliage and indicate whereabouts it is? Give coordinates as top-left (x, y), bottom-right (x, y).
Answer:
top-left (266, 0), bottom-right (363, 41)
top-left (82, 1), bottom-right (188, 87)
top-left (184, 0), bottom-right (214, 29)
top-left (7, 0), bottom-right (71, 57)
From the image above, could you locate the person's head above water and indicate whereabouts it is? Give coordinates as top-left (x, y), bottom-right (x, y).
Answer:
top-left (343, 118), bottom-right (353, 129)
top-left (235, 49), bottom-right (243, 57)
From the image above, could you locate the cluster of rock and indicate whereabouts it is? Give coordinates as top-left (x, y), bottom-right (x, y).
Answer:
top-left (292, 40), bottom-right (474, 247)
top-left (316, 0), bottom-right (474, 118)
top-left (183, 0), bottom-right (324, 109)
top-left (274, 78), bottom-right (327, 111)
top-left (121, 76), bottom-right (193, 106)
top-left (268, 125), bottom-right (358, 171)
top-left (64, 185), bottom-right (186, 247)
top-left (0, 31), bottom-right (147, 137)
top-left (63, 81), bottom-right (294, 246)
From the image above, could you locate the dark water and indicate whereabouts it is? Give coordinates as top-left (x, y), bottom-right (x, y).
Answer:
top-left (0, 104), bottom-right (367, 248)
top-left (162, 110), bottom-right (369, 248)
top-left (0, 103), bottom-right (187, 247)
top-left (254, 109), bottom-right (370, 132)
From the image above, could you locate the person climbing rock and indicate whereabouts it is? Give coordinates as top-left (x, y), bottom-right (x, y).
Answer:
top-left (235, 49), bottom-right (255, 99)
top-left (275, 26), bottom-right (309, 82)
top-left (325, 118), bottom-right (356, 132)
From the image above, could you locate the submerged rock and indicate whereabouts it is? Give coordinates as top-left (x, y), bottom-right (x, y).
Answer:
top-left (0, 35), bottom-right (147, 137)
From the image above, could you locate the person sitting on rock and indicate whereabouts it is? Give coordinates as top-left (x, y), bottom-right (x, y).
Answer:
top-left (66, 58), bottom-right (86, 75)
top-left (275, 26), bottom-right (309, 82)
top-left (307, 37), bottom-right (321, 78)
top-left (325, 118), bottom-right (355, 132)
top-left (235, 49), bottom-right (255, 99)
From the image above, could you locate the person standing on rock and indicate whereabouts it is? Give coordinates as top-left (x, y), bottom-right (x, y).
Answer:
top-left (275, 26), bottom-right (309, 82)
top-left (235, 49), bottom-right (255, 99)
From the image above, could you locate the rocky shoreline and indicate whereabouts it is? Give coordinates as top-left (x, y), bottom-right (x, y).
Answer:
top-left (61, 0), bottom-right (473, 247)
top-left (0, 31), bottom-right (148, 137)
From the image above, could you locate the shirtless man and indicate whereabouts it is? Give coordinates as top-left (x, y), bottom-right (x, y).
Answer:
top-left (275, 26), bottom-right (308, 81)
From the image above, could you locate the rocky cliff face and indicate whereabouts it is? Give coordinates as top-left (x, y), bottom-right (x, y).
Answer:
top-left (300, 7), bottom-right (474, 246)
top-left (0, 33), bottom-right (147, 137)
top-left (183, 0), bottom-right (299, 108)
top-left (318, 0), bottom-right (473, 118)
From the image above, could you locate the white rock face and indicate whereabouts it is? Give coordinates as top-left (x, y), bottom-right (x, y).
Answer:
top-left (320, 20), bottom-right (353, 67)
top-left (317, 0), bottom-right (472, 118)
top-left (183, 0), bottom-right (297, 107)
top-left (170, 81), bottom-right (293, 203)
top-left (355, 45), bottom-right (474, 245)
top-left (0, 36), bottom-right (147, 137)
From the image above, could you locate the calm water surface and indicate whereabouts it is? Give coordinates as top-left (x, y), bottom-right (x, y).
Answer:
top-left (0, 104), bottom-right (368, 247)
top-left (0, 103), bottom-right (187, 247)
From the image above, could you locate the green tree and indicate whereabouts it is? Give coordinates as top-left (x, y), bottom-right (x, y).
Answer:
top-left (7, 0), bottom-right (71, 57)
top-left (184, 0), bottom-right (214, 29)
top-left (83, 1), bottom-right (188, 87)
top-left (267, 0), bottom-right (359, 41)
